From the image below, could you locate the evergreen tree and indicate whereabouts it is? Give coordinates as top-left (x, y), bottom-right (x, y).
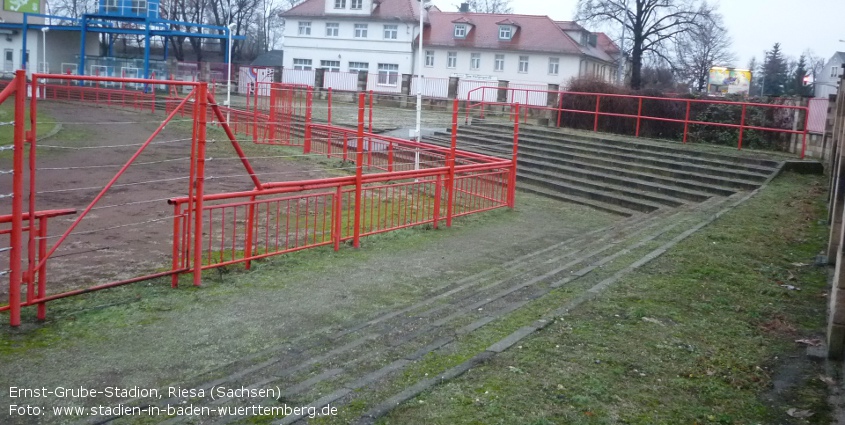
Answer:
top-left (747, 57), bottom-right (761, 97)
top-left (789, 55), bottom-right (809, 96)
top-left (761, 43), bottom-right (788, 97)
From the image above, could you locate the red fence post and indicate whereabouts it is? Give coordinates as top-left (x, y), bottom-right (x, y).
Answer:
top-left (9, 70), bottom-right (25, 326)
top-left (304, 87), bottom-right (313, 154)
top-left (635, 97), bottom-right (643, 138)
top-left (447, 98), bottom-right (458, 227)
top-left (683, 100), bottom-right (691, 144)
top-left (353, 93), bottom-right (364, 248)
top-left (171, 203), bottom-right (181, 288)
top-left (433, 174), bottom-right (441, 230)
top-left (193, 84), bottom-right (209, 287)
top-left (593, 94), bottom-right (600, 132)
top-left (509, 103), bottom-right (520, 208)
top-left (267, 85), bottom-right (277, 143)
top-left (801, 106), bottom-right (809, 159)
top-left (36, 216), bottom-right (47, 320)
top-left (367, 91), bottom-right (373, 168)
top-left (738, 104), bottom-right (747, 150)
top-left (333, 186), bottom-right (342, 251)
top-left (244, 194), bottom-right (256, 270)
top-left (27, 77), bottom-right (39, 305)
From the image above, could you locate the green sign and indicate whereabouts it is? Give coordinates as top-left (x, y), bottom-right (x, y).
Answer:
top-left (4, 0), bottom-right (40, 13)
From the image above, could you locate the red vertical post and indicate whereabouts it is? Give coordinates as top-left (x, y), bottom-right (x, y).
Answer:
top-left (252, 85), bottom-right (259, 143)
top-left (36, 216), bottom-right (47, 320)
top-left (267, 85), bottom-right (277, 143)
top-left (9, 71), bottom-right (25, 326)
top-left (171, 203), bottom-right (181, 288)
top-left (738, 104), bottom-right (747, 150)
top-left (635, 97), bottom-right (643, 137)
top-left (327, 88), bottom-right (333, 155)
top-left (343, 133), bottom-right (349, 162)
top-left (683, 100), bottom-right (691, 144)
top-left (244, 194), bottom-right (256, 270)
top-left (387, 141), bottom-right (394, 172)
top-left (509, 103), bottom-right (520, 208)
top-left (304, 87), bottom-right (313, 154)
top-left (367, 91), bottom-right (373, 168)
top-left (446, 98), bottom-right (458, 227)
top-left (333, 185), bottom-right (342, 251)
top-left (433, 174), bottom-right (441, 229)
top-left (593, 94), bottom-right (600, 132)
top-left (353, 93), bottom-right (364, 248)
top-left (27, 77), bottom-right (39, 305)
top-left (192, 84), bottom-right (209, 287)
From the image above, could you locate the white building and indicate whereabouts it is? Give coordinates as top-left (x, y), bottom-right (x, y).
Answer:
top-left (279, 0), bottom-right (621, 94)
top-left (816, 52), bottom-right (844, 99)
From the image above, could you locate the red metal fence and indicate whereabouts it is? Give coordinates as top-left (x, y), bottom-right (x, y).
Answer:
top-left (1, 74), bottom-right (517, 326)
top-left (466, 86), bottom-right (811, 158)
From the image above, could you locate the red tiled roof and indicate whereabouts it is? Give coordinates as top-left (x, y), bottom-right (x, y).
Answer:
top-left (424, 11), bottom-right (583, 55)
top-left (281, 0), bottom-right (421, 22)
top-left (596, 33), bottom-right (620, 55)
top-left (554, 21), bottom-right (585, 32)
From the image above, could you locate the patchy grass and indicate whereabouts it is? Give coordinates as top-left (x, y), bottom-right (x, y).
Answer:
top-left (381, 172), bottom-right (832, 425)
top-left (0, 97), bottom-right (59, 159)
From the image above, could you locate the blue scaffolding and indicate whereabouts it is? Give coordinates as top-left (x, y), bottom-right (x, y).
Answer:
top-left (0, 1), bottom-right (245, 82)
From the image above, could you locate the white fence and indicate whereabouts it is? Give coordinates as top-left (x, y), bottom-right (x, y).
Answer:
top-left (506, 82), bottom-right (549, 106)
top-left (411, 77), bottom-right (449, 99)
top-left (458, 80), bottom-right (499, 102)
top-left (323, 71), bottom-right (358, 91)
top-left (282, 69), bottom-right (316, 86)
top-left (808, 97), bottom-right (829, 134)
top-left (366, 73), bottom-right (402, 94)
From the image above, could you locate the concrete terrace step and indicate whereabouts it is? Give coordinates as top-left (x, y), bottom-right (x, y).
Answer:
top-left (515, 168), bottom-right (679, 212)
top-left (442, 128), bottom-right (777, 182)
top-left (517, 183), bottom-right (642, 217)
top-left (474, 121), bottom-right (783, 169)
top-left (517, 156), bottom-right (714, 202)
top-left (434, 130), bottom-right (774, 184)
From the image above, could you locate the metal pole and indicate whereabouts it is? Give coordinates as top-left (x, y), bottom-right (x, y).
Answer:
top-left (226, 23), bottom-right (235, 124)
top-left (41, 27), bottom-right (48, 74)
top-left (414, 0), bottom-right (428, 171)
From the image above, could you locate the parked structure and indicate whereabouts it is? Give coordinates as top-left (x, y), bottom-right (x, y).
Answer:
top-left (816, 51), bottom-right (845, 99)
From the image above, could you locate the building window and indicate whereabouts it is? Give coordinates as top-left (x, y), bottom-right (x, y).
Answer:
top-left (321, 60), bottom-right (341, 72)
top-left (447, 51), bottom-right (457, 68)
top-left (548, 57), bottom-right (559, 75)
top-left (293, 59), bottom-right (312, 70)
top-left (377, 63), bottom-right (399, 86)
top-left (518, 56), bottom-right (529, 73)
top-left (833, 66), bottom-right (841, 78)
top-left (425, 51), bottom-right (434, 67)
top-left (102, 0), bottom-right (118, 12)
top-left (131, 0), bottom-right (147, 14)
top-left (351, 0), bottom-right (362, 9)
top-left (383, 24), bottom-right (398, 40)
top-left (334, 0), bottom-right (345, 8)
top-left (326, 23), bottom-right (339, 37)
top-left (454, 24), bottom-right (467, 38)
top-left (354, 24), bottom-right (368, 38)
top-left (470, 53), bottom-right (481, 70)
top-left (3, 49), bottom-right (13, 72)
top-left (298, 22), bottom-right (311, 36)
top-left (498, 26), bottom-right (512, 40)
top-left (494, 54), bottom-right (504, 72)
top-left (349, 61), bottom-right (369, 73)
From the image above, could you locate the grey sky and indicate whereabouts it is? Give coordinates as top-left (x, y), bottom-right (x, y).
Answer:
top-left (430, 0), bottom-right (845, 68)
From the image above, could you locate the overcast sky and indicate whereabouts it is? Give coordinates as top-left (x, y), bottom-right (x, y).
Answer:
top-left (429, 0), bottom-right (845, 67)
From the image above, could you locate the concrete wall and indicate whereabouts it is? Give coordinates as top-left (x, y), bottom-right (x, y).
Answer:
top-left (826, 64), bottom-right (845, 359)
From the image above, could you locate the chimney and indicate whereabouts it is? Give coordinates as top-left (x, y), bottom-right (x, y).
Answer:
top-left (459, 2), bottom-right (469, 12)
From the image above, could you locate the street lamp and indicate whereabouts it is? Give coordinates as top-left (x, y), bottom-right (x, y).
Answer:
top-left (226, 22), bottom-right (236, 124)
top-left (414, 0), bottom-right (430, 171)
top-left (40, 27), bottom-right (48, 74)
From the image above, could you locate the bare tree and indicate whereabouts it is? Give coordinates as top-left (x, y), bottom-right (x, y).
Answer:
top-left (462, 0), bottom-right (513, 13)
top-left (576, 0), bottom-right (714, 90)
top-left (674, 13), bottom-right (735, 92)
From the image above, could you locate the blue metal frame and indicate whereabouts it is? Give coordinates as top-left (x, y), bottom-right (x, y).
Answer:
top-left (0, 12), bottom-right (245, 80)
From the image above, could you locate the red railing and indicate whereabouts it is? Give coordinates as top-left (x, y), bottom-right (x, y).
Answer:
top-left (465, 86), bottom-right (810, 158)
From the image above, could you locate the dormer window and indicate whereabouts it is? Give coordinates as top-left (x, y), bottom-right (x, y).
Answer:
top-left (580, 32), bottom-right (589, 45)
top-left (350, 0), bottom-right (362, 9)
top-left (454, 24), bottom-right (467, 38)
top-left (334, 0), bottom-right (345, 8)
top-left (499, 25), bottom-right (512, 40)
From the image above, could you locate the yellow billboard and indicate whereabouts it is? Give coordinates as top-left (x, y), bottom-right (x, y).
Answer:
top-left (708, 67), bottom-right (752, 96)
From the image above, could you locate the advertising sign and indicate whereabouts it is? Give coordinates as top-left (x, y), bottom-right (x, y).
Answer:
top-left (708, 67), bottom-right (753, 96)
top-left (5, 0), bottom-right (40, 12)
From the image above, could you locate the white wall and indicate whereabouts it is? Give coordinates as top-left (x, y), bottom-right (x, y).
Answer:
top-left (415, 48), bottom-right (581, 87)
top-left (283, 19), bottom-right (416, 74)
top-left (0, 30), bottom-right (41, 76)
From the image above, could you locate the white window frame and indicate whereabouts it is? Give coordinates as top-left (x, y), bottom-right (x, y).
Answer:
top-left (494, 54), bottom-right (505, 72)
top-left (518, 56), bottom-right (529, 73)
top-left (334, 0), bottom-right (345, 8)
top-left (833, 66), bottom-right (841, 78)
top-left (470, 53), bottom-right (481, 70)
top-left (349, 61), bottom-right (369, 73)
top-left (383, 24), bottom-right (398, 40)
top-left (3, 49), bottom-right (13, 72)
top-left (425, 50), bottom-right (434, 67)
top-left (498, 26), bottom-right (512, 40)
top-left (321, 60), bottom-right (341, 72)
top-left (350, 0), bottom-right (362, 9)
top-left (377, 63), bottom-right (399, 86)
top-left (454, 24), bottom-right (467, 38)
top-left (354, 23), bottom-right (368, 38)
top-left (548, 57), bottom-right (559, 75)
top-left (326, 23), bottom-right (339, 37)
top-left (298, 21), bottom-right (311, 36)
top-left (293, 58), bottom-right (312, 70)
top-left (447, 51), bottom-right (457, 69)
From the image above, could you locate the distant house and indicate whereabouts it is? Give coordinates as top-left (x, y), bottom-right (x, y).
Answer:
top-left (815, 51), bottom-right (845, 99)
top-left (251, 50), bottom-right (285, 67)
